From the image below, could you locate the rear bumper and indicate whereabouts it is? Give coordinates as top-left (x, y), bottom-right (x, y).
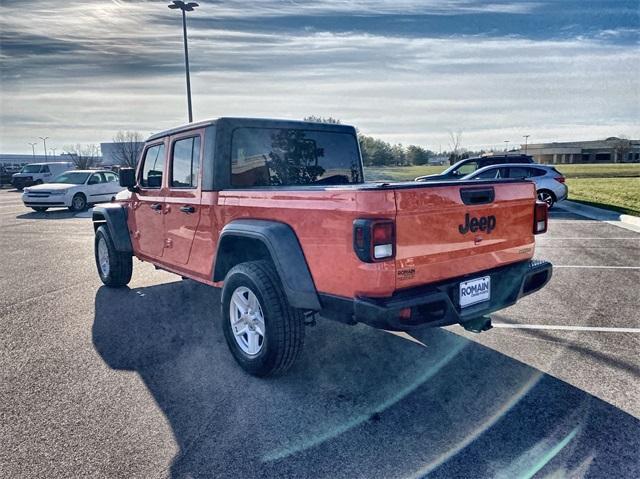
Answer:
top-left (319, 260), bottom-right (552, 331)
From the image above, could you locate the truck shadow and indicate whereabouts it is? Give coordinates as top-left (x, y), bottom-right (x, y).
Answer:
top-left (92, 282), bottom-right (640, 479)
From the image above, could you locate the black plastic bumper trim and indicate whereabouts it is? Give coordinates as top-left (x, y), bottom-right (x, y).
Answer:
top-left (318, 259), bottom-right (552, 331)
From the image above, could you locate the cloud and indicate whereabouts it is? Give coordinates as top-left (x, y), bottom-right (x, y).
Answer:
top-left (0, 0), bottom-right (638, 152)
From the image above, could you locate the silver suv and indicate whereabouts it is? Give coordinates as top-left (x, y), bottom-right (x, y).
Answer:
top-left (463, 163), bottom-right (568, 208)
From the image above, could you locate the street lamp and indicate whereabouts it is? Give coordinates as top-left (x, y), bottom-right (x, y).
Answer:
top-left (50, 147), bottom-right (57, 158)
top-left (28, 142), bottom-right (37, 161)
top-left (39, 137), bottom-right (49, 162)
top-left (523, 135), bottom-right (530, 155)
top-left (168, 1), bottom-right (199, 123)
top-left (504, 140), bottom-right (510, 153)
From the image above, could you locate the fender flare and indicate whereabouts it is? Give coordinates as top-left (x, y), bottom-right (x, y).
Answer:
top-left (92, 204), bottom-right (133, 253)
top-left (213, 219), bottom-right (321, 311)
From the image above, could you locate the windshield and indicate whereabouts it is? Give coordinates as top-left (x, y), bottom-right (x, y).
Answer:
top-left (20, 165), bottom-right (43, 173)
top-left (53, 172), bottom-right (89, 184)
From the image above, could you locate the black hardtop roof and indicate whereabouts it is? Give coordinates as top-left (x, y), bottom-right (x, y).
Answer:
top-left (146, 117), bottom-right (356, 142)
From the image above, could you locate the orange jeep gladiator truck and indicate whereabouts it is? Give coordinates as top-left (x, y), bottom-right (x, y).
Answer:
top-left (92, 118), bottom-right (552, 376)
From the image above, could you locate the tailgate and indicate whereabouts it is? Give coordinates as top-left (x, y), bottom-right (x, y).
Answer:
top-left (394, 181), bottom-right (536, 290)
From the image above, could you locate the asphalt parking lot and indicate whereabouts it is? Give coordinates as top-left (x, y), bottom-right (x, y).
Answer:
top-left (1, 189), bottom-right (639, 478)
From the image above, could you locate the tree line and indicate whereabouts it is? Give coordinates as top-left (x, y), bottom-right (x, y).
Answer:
top-left (303, 116), bottom-right (475, 167)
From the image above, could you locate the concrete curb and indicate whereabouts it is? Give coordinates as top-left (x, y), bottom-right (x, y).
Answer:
top-left (557, 200), bottom-right (640, 232)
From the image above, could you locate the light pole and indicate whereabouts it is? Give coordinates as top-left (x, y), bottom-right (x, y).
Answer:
top-left (504, 140), bottom-right (510, 154)
top-left (168, 1), bottom-right (199, 123)
top-left (39, 136), bottom-right (49, 162)
top-left (523, 135), bottom-right (530, 155)
top-left (28, 142), bottom-right (37, 161)
top-left (50, 147), bottom-right (57, 159)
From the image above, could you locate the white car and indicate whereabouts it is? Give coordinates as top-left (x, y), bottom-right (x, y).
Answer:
top-left (22, 170), bottom-right (124, 212)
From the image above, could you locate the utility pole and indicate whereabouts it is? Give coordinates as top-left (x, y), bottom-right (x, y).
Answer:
top-left (28, 142), bottom-right (37, 161)
top-left (39, 136), bottom-right (49, 162)
top-left (523, 135), bottom-right (530, 155)
top-left (168, 1), bottom-right (199, 123)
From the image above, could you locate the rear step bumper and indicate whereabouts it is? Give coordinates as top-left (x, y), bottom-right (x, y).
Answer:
top-left (319, 260), bottom-right (552, 331)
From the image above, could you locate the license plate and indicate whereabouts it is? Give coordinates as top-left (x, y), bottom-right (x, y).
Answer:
top-left (459, 276), bottom-right (490, 308)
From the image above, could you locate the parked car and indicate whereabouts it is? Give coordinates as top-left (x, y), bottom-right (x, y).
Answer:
top-left (11, 162), bottom-right (75, 190)
top-left (415, 155), bottom-right (534, 182)
top-left (462, 164), bottom-right (567, 208)
top-left (91, 117), bottom-right (551, 376)
top-left (1, 165), bottom-right (22, 186)
top-left (22, 170), bottom-right (123, 212)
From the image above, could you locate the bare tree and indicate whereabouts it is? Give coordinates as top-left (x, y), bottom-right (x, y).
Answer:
top-left (611, 136), bottom-right (632, 163)
top-left (448, 130), bottom-right (464, 165)
top-left (303, 116), bottom-right (342, 124)
top-left (63, 144), bottom-right (102, 169)
top-left (112, 131), bottom-right (144, 167)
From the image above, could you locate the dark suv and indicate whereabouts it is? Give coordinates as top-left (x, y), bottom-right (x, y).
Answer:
top-left (415, 155), bottom-right (534, 182)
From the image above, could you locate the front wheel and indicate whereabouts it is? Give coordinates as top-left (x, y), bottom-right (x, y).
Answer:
top-left (537, 190), bottom-right (556, 209)
top-left (69, 193), bottom-right (87, 211)
top-left (94, 225), bottom-right (132, 287)
top-left (221, 260), bottom-right (305, 377)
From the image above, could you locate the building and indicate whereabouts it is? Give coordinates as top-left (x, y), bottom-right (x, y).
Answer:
top-left (100, 142), bottom-right (144, 167)
top-left (521, 137), bottom-right (640, 164)
top-left (0, 154), bottom-right (73, 167)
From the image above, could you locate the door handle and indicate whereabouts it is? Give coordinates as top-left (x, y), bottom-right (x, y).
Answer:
top-left (150, 203), bottom-right (162, 211)
top-left (180, 205), bottom-right (195, 214)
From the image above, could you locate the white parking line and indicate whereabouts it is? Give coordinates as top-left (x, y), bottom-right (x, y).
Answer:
top-left (539, 237), bottom-right (640, 240)
top-left (553, 265), bottom-right (640, 269)
top-left (493, 323), bottom-right (640, 333)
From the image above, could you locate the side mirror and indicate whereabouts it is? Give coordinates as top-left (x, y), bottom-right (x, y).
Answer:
top-left (119, 167), bottom-right (137, 191)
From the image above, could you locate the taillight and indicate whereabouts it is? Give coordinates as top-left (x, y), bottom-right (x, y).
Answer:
top-left (353, 219), bottom-right (395, 262)
top-left (554, 176), bottom-right (565, 183)
top-left (534, 201), bottom-right (548, 234)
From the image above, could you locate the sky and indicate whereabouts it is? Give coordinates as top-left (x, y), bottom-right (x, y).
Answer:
top-left (0, 0), bottom-right (639, 154)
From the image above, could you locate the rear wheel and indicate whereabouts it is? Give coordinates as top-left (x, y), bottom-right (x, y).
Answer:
top-left (69, 193), bottom-right (87, 211)
top-left (537, 189), bottom-right (556, 209)
top-left (32, 207), bottom-right (48, 212)
top-left (221, 260), bottom-right (305, 376)
top-left (94, 225), bottom-right (132, 287)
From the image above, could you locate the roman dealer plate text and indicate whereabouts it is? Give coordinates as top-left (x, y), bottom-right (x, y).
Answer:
top-left (459, 276), bottom-right (491, 308)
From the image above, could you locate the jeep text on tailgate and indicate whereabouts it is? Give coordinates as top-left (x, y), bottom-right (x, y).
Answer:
top-left (92, 118), bottom-right (552, 376)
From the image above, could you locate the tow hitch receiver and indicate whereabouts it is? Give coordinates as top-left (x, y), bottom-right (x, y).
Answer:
top-left (462, 315), bottom-right (493, 333)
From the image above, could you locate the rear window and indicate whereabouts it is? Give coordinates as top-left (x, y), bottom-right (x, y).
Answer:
top-left (529, 167), bottom-right (547, 177)
top-left (231, 127), bottom-right (362, 187)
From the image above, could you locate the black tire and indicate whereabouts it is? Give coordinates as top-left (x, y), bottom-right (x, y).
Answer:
top-left (94, 225), bottom-right (133, 287)
top-left (537, 189), bottom-right (556, 209)
top-left (32, 207), bottom-right (48, 212)
top-left (221, 260), bottom-right (305, 377)
top-left (34, 180), bottom-right (43, 185)
top-left (69, 193), bottom-right (87, 211)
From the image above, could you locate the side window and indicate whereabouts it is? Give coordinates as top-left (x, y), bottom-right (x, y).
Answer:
top-left (455, 161), bottom-right (478, 176)
top-left (104, 172), bottom-right (118, 182)
top-left (88, 174), bottom-right (102, 185)
top-left (42, 165), bottom-right (50, 173)
top-left (529, 168), bottom-right (547, 177)
top-left (509, 167), bottom-right (530, 179)
top-left (170, 136), bottom-right (201, 188)
top-left (141, 144), bottom-right (166, 188)
top-left (475, 168), bottom-right (501, 179)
